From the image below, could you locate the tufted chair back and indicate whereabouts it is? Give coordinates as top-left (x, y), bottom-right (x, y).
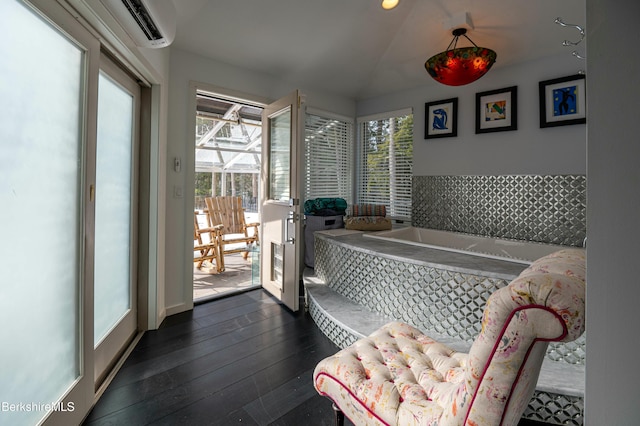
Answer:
top-left (461, 248), bottom-right (585, 425)
top-left (313, 249), bottom-right (586, 426)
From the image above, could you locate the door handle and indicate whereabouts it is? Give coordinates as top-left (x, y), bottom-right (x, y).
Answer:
top-left (284, 211), bottom-right (295, 244)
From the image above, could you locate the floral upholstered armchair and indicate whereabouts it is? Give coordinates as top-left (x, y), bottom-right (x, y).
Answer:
top-left (313, 249), bottom-right (586, 426)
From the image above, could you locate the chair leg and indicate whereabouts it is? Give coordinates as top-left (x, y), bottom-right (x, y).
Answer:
top-left (216, 238), bottom-right (225, 273)
top-left (332, 403), bottom-right (345, 426)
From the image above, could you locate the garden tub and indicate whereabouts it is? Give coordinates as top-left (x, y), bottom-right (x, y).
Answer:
top-left (363, 227), bottom-right (576, 265)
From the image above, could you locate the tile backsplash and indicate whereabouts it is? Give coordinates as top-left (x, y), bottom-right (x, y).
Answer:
top-left (412, 175), bottom-right (586, 247)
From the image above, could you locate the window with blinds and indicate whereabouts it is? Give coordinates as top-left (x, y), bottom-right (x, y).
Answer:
top-left (304, 112), bottom-right (353, 204)
top-left (357, 110), bottom-right (413, 220)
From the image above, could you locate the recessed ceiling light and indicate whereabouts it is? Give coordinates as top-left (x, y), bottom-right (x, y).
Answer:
top-left (381, 0), bottom-right (399, 10)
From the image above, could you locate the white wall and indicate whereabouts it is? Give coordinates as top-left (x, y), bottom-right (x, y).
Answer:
top-left (164, 48), bottom-right (356, 313)
top-left (357, 53), bottom-right (587, 176)
top-left (585, 1), bottom-right (640, 424)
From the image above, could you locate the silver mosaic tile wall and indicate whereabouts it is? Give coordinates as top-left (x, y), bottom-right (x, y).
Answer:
top-left (315, 238), bottom-right (506, 342)
top-left (412, 175), bottom-right (586, 247)
top-left (523, 392), bottom-right (584, 425)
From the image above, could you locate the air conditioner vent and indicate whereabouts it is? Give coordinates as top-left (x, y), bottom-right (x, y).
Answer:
top-left (121, 0), bottom-right (163, 41)
top-left (101, 0), bottom-right (176, 48)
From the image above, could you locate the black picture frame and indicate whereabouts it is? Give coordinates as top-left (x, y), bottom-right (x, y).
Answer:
top-left (539, 74), bottom-right (586, 128)
top-left (475, 86), bottom-right (518, 134)
top-left (424, 97), bottom-right (458, 139)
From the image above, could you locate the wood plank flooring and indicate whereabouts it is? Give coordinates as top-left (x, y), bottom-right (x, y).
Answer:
top-left (83, 288), bottom-right (551, 426)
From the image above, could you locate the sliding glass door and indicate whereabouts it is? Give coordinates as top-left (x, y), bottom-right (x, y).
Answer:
top-left (93, 58), bottom-right (139, 388)
top-left (0, 0), bottom-right (96, 424)
top-left (1, 0), bottom-right (142, 423)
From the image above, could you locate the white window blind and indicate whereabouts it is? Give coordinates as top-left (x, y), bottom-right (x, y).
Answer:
top-left (304, 111), bottom-right (353, 203)
top-left (357, 110), bottom-right (413, 220)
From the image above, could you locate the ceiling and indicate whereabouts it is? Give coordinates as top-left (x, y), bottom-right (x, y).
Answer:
top-left (168, 0), bottom-right (586, 100)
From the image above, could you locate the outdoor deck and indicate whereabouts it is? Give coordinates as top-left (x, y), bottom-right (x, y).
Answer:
top-left (194, 209), bottom-right (260, 302)
top-left (194, 252), bottom-right (259, 302)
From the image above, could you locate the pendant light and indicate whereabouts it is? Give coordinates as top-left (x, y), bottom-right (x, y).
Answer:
top-left (425, 28), bottom-right (497, 86)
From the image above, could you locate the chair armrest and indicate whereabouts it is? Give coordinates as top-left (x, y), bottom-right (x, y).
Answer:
top-left (199, 224), bottom-right (224, 233)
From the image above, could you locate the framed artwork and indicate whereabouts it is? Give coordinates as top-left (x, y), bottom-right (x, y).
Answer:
top-left (539, 74), bottom-right (586, 128)
top-left (425, 97), bottom-right (458, 139)
top-left (475, 86), bottom-right (518, 134)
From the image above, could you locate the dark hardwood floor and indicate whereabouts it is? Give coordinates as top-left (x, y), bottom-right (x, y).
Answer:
top-left (83, 288), bottom-right (551, 426)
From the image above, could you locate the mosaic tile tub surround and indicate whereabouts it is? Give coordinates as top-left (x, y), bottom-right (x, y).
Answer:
top-left (412, 175), bottom-right (586, 247)
top-left (313, 234), bottom-right (585, 365)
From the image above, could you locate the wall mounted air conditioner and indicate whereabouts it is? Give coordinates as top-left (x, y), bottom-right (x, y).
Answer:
top-left (101, 0), bottom-right (176, 48)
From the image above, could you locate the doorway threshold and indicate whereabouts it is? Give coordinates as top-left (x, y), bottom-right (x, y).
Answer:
top-left (195, 284), bottom-right (261, 305)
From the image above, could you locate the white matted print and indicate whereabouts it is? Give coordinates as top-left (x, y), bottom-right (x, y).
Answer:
top-left (539, 74), bottom-right (586, 128)
top-left (476, 86), bottom-right (518, 134)
top-left (425, 97), bottom-right (458, 139)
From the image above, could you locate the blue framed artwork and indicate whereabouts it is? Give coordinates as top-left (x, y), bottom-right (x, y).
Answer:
top-left (425, 97), bottom-right (458, 139)
top-left (539, 74), bottom-right (586, 128)
top-left (475, 86), bottom-right (518, 134)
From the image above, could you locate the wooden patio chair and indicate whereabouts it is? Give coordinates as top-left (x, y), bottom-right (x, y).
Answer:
top-left (193, 210), bottom-right (224, 273)
top-left (204, 196), bottom-right (259, 262)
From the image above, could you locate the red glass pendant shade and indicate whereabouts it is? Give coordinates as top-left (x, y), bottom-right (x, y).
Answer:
top-left (425, 28), bottom-right (497, 86)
